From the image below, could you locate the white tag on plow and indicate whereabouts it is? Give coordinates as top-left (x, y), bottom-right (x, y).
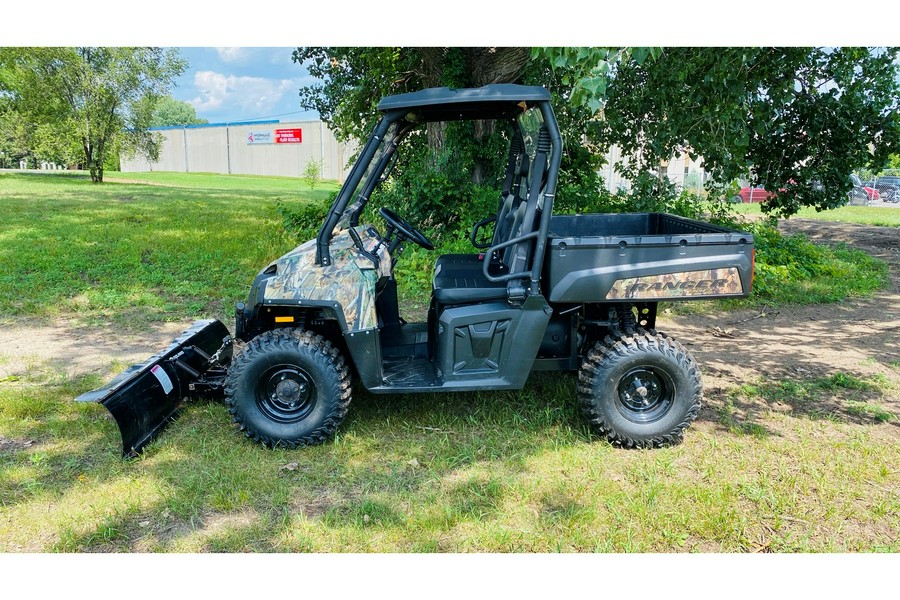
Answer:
top-left (151, 365), bottom-right (174, 395)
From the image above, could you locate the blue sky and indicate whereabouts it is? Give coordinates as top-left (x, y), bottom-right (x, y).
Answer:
top-left (171, 48), bottom-right (320, 125)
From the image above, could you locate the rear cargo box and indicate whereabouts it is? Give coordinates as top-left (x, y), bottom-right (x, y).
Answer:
top-left (545, 213), bottom-right (754, 303)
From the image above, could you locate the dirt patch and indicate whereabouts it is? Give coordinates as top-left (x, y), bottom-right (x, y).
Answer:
top-left (660, 218), bottom-right (900, 434)
top-left (0, 319), bottom-right (189, 379)
top-left (0, 436), bottom-right (36, 453)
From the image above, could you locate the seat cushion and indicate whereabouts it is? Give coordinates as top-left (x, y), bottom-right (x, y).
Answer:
top-left (434, 253), bottom-right (485, 275)
top-left (432, 269), bottom-right (508, 304)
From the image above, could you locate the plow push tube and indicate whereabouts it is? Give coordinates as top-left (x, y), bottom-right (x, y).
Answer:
top-left (75, 319), bottom-right (232, 457)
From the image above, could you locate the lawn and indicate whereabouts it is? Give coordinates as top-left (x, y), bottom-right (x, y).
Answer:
top-left (0, 171), bottom-right (897, 553)
top-left (732, 201), bottom-right (900, 227)
top-left (0, 170), bottom-right (339, 329)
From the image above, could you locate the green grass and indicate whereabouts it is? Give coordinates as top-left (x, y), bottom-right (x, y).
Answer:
top-left (0, 170), bottom-right (339, 328)
top-left (732, 202), bottom-right (900, 227)
top-left (720, 372), bottom-right (897, 434)
top-left (1, 362), bottom-right (898, 552)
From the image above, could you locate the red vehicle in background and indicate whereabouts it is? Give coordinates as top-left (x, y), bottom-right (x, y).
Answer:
top-left (862, 186), bottom-right (881, 201)
top-left (738, 186), bottom-right (777, 203)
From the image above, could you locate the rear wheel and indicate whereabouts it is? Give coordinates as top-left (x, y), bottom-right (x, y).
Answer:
top-left (224, 329), bottom-right (351, 448)
top-left (577, 329), bottom-right (702, 448)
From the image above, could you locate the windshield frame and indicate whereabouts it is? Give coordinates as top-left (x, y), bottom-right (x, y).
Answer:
top-left (315, 94), bottom-right (562, 270)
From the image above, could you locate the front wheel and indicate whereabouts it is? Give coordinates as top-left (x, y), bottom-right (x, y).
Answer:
top-left (224, 329), bottom-right (351, 448)
top-left (577, 330), bottom-right (702, 448)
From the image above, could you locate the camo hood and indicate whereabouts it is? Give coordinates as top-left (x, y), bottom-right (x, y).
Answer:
top-left (263, 226), bottom-right (391, 331)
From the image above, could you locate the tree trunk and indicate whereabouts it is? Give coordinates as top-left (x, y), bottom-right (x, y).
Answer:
top-left (83, 141), bottom-right (99, 183)
top-left (417, 47), bottom-right (449, 165)
top-left (416, 47), bottom-right (531, 181)
top-left (465, 48), bottom-right (531, 87)
top-left (465, 48), bottom-right (530, 184)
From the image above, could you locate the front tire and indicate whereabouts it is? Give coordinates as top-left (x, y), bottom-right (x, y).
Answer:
top-left (577, 330), bottom-right (702, 448)
top-left (224, 329), bottom-right (351, 448)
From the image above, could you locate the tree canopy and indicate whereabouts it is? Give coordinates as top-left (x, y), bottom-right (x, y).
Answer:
top-left (293, 46), bottom-right (900, 218)
top-left (0, 47), bottom-right (186, 182)
top-left (150, 96), bottom-right (207, 128)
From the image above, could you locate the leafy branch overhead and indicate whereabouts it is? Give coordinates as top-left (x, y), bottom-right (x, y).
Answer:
top-left (295, 46), bottom-right (900, 218)
top-left (541, 47), bottom-right (900, 217)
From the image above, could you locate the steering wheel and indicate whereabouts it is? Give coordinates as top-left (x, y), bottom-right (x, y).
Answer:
top-left (379, 207), bottom-right (435, 250)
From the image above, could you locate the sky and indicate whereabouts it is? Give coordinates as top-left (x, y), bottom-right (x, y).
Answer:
top-left (171, 48), bottom-right (319, 125)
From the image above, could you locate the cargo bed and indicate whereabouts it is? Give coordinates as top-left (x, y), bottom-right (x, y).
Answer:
top-left (545, 213), bottom-right (754, 302)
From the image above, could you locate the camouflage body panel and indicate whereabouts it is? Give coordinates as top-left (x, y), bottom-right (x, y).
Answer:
top-left (605, 267), bottom-right (743, 300)
top-left (263, 226), bottom-right (391, 331)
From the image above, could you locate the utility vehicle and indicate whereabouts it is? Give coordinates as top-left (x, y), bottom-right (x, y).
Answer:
top-left (78, 84), bottom-right (755, 456)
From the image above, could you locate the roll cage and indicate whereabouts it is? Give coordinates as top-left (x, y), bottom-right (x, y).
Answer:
top-left (315, 84), bottom-right (563, 296)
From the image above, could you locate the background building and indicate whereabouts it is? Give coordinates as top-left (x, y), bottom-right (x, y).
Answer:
top-left (120, 120), bottom-right (356, 182)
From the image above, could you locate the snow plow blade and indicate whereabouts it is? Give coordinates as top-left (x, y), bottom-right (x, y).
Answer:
top-left (76, 319), bottom-right (232, 457)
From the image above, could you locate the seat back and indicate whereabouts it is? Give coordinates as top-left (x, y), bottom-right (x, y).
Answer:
top-left (504, 125), bottom-right (551, 282)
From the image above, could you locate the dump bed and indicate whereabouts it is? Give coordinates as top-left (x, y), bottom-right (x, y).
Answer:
top-left (545, 213), bottom-right (754, 303)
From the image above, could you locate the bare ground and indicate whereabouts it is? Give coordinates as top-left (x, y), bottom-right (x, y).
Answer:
top-left (1, 218), bottom-right (898, 435)
top-left (662, 218), bottom-right (900, 437)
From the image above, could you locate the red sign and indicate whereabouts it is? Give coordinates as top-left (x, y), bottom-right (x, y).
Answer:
top-left (275, 128), bottom-right (302, 144)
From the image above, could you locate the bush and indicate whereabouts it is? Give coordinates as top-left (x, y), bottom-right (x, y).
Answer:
top-left (303, 159), bottom-right (324, 190)
top-left (729, 219), bottom-right (887, 304)
top-left (276, 193), bottom-right (334, 241)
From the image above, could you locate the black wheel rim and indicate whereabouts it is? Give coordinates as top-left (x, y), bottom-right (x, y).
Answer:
top-left (256, 364), bottom-right (317, 424)
top-left (615, 367), bottom-right (674, 423)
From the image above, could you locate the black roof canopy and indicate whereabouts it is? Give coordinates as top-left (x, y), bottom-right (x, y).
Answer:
top-left (377, 84), bottom-right (551, 122)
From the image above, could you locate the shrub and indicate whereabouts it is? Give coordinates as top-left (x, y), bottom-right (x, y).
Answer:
top-left (303, 159), bottom-right (324, 190)
top-left (276, 193), bottom-right (334, 241)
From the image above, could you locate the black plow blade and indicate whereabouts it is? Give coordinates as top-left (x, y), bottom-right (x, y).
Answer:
top-left (76, 319), bottom-right (232, 457)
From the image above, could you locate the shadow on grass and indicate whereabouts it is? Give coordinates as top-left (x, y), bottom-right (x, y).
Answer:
top-left (5, 361), bottom-right (896, 552)
top-left (0, 370), bottom-right (593, 551)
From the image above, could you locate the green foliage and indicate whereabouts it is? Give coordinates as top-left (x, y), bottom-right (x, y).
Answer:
top-left (588, 47), bottom-right (900, 218)
top-left (276, 193), bottom-right (334, 241)
top-left (302, 159), bottom-right (324, 190)
top-left (150, 96), bottom-right (207, 127)
top-left (0, 47), bottom-right (187, 182)
top-left (532, 47), bottom-right (662, 112)
top-left (378, 144), bottom-right (493, 243)
top-left (735, 219), bottom-right (888, 304)
top-left (292, 48), bottom-right (418, 144)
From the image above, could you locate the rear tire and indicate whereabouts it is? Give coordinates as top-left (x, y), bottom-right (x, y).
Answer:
top-left (224, 329), bottom-right (351, 448)
top-left (577, 329), bottom-right (701, 448)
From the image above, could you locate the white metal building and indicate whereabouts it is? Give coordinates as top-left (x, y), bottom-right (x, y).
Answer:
top-left (600, 144), bottom-right (708, 193)
top-left (121, 120), bottom-right (356, 182)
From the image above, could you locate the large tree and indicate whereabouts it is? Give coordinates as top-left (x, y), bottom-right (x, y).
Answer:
top-left (293, 47), bottom-right (532, 183)
top-left (0, 47), bottom-right (186, 182)
top-left (581, 47), bottom-right (900, 216)
top-left (293, 46), bottom-right (900, 218)
top-left (150, 96), bottom-right (207, 128)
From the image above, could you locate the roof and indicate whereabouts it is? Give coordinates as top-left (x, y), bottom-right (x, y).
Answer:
top-left (377, 84), bottom-right (551, 121)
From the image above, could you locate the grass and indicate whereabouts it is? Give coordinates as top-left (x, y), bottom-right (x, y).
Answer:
top-left (1, 171), bottom-right (898, 552)
top-left (0, 170), bottom-right (339, 329)
top-left (1, 362), bottom-right (898, 552)
top-left (732, 202), bottom-right (900, 227)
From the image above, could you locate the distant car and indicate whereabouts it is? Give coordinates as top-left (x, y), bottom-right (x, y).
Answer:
top-left (862, 186), bottom-right (881, 201)
top-left (871, 176), bottom-right (900, 202)
top-left (738, 186), bottom-right (777, 203)
top-left (848, 174), bottom-right (869, 206)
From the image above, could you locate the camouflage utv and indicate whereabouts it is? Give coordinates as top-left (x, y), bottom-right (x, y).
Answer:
top-left (78, 85), bottom-right (755, 456)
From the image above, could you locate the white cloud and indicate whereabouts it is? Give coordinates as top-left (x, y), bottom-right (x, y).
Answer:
top-left (188, 70), bottom-right (299, 118)
top-left (214, 47), bottom-right (250, 62)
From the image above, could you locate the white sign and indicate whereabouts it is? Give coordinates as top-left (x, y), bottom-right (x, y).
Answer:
top-left (247, 130), bottom-right (273, 145)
